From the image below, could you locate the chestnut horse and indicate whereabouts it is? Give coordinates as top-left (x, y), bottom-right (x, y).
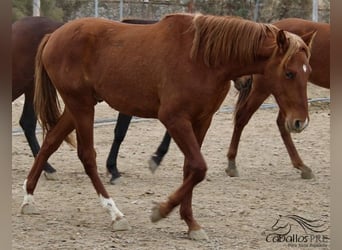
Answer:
top-left (21, 13), bottom-right (314, 240)
top-left (12, 17), bottom-right (63, 180)
top-left (12, 16), bottom-right (156, 181)
top-left (226, 18), bottom-right (330, 179)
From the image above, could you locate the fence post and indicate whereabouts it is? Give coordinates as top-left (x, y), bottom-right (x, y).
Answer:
top-left (312, 0), bottom-right (318, 21)
top-left (33, 0), bottom-right (40, 16)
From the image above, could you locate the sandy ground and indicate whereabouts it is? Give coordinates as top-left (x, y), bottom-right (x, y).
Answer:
top-left (12, 84), bottom-right (330, 250)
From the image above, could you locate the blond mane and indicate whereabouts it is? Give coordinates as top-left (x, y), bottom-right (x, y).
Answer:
top-left (189, 14), bottom-right (311, 68)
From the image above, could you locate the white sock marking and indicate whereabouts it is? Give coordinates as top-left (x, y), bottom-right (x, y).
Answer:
top-left (99, 194), bottom-right (124, 221)
top-left (22, 179), bottom-right (35, 205)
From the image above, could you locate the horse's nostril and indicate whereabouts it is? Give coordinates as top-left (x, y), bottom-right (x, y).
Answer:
top-left (294, 120), bottom-right (301, 130)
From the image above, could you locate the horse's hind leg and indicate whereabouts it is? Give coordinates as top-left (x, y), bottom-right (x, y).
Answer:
top-left (69, 103), bottom-right (129, 231)
top-left (106, 113), bottom-right (132, 185)
top-left (21, 109), bottom-right (74, 214)
top-left (276, 111), bottom-right (314, 179)
top-left (148, 131), bottom-right (171, 173)
top-left (226, 88), bottom-right (269, 177)
top-left (20, 92), bottom-right (58, 180)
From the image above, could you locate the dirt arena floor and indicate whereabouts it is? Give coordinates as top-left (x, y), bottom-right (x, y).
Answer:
top-left (12, 83), bottom-right (330, 250)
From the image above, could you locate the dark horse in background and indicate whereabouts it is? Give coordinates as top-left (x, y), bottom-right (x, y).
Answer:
top-left (12, 17), bottom-right (63, 180)
top-left (107, 17), bottom-right (329, 183)
top-left (12, 16), bottom-right (156, 181)
top-left (21, 13), bottom-right (314, 239)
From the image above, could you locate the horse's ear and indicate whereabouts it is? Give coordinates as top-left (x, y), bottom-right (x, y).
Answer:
top-left (276, 30), bottom-right (289, 53)
top-left (301, 30), bottom-right (317, 50)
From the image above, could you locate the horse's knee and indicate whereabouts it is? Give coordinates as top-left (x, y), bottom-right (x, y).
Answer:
top-left (190, 164), bottom-right (207, 184)
top-left (19, 116), bottom-right (36, 134)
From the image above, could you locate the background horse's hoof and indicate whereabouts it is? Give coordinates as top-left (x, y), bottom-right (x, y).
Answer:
top-left (189, 229), bottom-right (209, 241)
top-left (150, 203), bottom-right (164, 222)
top-left (20, 203), bottom-right (40, 215)
top-left (43, 171), bottom-right (59, 180)
top-left (112, 217), bottom-right (130, 231)
top-left (301, 169), bottom-right (315, 179)
top-left (225, 167), bottom-right (239, 177)
top-left (109, 176), bottom-right (122, 185)
top-left (148, 157), bottom-right (158, 174)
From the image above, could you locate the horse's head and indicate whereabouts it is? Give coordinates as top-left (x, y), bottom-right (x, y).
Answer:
top-left (261, 28), bottom-right (316, 133)
top-left (190, 15), bottom-right (315, 133)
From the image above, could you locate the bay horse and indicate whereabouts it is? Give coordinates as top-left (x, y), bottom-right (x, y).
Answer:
top-left (226, 18), bottom-right (330, 179)
top-left (21, 13), bottom-right (315, 240)
top-left (12, 16), bottom-right (156, 181)
top-left (12, 16), bottom-right (63, 180)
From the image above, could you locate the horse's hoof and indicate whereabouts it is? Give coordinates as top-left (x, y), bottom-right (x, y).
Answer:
top-left (112, 217), bottom-right (130, 231)
top-left (43, 171), bottom-right (59, 181)
top-left (301, 169), bottom-right (315, 179)
top-left (189, 228), bottom-right (209, 241)
top-left (225, 167), bottom-right (239, 177)
top-left (150, 203), bottom-right (164, 222)
top-left (20, 203), bottom-right (40, 215)
top-left (109, 176), bottom-right (122, 185)
top-left (148, 157), bottom-right (158, 174)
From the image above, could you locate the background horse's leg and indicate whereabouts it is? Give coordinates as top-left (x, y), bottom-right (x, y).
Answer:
top-left (226, 88), bottom-right (269, 177)
top-left (148, 131), bottom-right (171, 173)
top-left (276, 111), bottom-right (314, 179)
top-left (21, 110), bottom-right (74, 214)
top-left (151, 115), bottom-right (210, 240)
top-left (106, 113), bottom-right (132, 184)
top-left (20, 92), bottom-right (58, 180)
top-left (69, 104), bottom-right (129, 231)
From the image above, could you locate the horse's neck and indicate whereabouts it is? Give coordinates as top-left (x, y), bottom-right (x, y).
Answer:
top-left (219, 59), bottom-right (267, 80)
top-left (222, 40), bottom-right (276, 78)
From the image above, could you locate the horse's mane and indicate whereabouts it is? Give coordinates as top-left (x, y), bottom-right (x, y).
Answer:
top-left (189, 14), bottom-right (311, 68)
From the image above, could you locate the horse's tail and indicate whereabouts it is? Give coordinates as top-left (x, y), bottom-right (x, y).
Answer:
top-left (34, 34), bottom-right (75, 147)
top-left (233, 76), bottom-right (253, 124)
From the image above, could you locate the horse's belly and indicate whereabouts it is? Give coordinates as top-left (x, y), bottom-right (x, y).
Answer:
top-left (95, 82), bottom-right (160, 118)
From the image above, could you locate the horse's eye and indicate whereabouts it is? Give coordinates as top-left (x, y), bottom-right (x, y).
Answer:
top-left (285, 71), bottom-right (295, 79)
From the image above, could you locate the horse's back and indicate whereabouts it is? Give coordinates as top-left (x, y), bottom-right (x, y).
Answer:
top-left (12, 16), bottom-right (63, 100)
top-left (41, 15), bottom-right (197, 117)
top-left (273, 18), bottom-right (330, 88)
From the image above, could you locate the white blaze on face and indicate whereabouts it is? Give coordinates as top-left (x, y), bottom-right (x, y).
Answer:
top-left (303, 64), bottom-right (307, 73)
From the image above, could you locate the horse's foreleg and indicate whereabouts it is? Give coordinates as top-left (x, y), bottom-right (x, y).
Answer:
top-left (148, 131), bottom-right (172, 173)
top-left (72, 106), bottom-right (129, 231)
top-left (226, 89), bottom-right (269, 177)
top-left (21, 110), bottom-right (74, 214)
top-left (106, 113), bottom-right (132, 184)
top-left (276, 111), bottom-right (314, 179)
top-left (20, 94), bottom-right (57, 179)
top-left (179, 119), bottom-right (211, 240)
top-left (151, 116), bottom-right (210, 240)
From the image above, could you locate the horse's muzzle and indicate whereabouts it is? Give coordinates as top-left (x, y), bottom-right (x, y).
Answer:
top-left (286, 118), bottom-right (309, 133)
